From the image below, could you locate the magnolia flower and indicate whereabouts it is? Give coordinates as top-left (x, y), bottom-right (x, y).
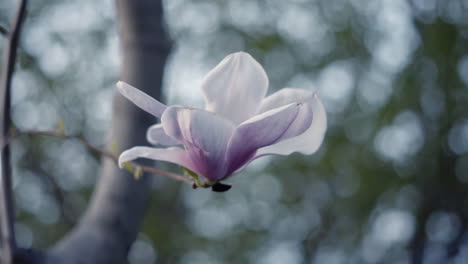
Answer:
top-left (117, 52), bottom-right (326, 190)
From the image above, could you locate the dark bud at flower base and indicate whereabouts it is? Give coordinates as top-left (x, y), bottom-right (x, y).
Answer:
top-left (211, 182), bottom-right (232, 192)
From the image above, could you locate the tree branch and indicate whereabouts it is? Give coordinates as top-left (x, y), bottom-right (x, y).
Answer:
top-left (0, 25), bottom-right (8, 36)
top-left (42, 1), bottom-right (173, 263)
top-left (7, 130), bottom-right (117, 162)
top-left (0, 1), bottom-right (27, 263)
top-left (7, 129), bottom-right (193, 185)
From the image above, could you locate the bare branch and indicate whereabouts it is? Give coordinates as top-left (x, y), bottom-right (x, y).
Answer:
top-left (0, 1), bottom-right (27, 263)
top-left (7, 130), bottom-right (117, 162)
top-left (136, 164), bottom-right (193, 185)
top-left (7, 129), bottom-right (193, 185)
top-left (0, 25), bottom-right (8, 36)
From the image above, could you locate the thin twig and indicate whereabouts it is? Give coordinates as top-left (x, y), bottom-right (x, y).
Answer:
top-left (34, 163), bottom-right (76, 227)
top-left (0, 1), bottom-right (27, 263)
top-left (7, 129), bottom-right (194, 185)
top-left (136, 165), bottom-right (193, 184)
top-left (8, 130), bottom-right (118, 162)
top-left (0, 25), bottom-right (8, 36)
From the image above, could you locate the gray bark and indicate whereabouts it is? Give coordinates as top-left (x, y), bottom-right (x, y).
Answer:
top-left (38, 0), bottom-right (171, 263)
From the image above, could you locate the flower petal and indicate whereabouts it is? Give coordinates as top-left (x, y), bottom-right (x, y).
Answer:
top-left (146, 124), bottom-right (181, 146)
top-left (116, 81), bottom-right (167, 118)
top-left (161, 106), bottom-right (235, 180)
top-left (255, 88), bottom-right (327, 156)
top-left (201, 52), bottom-right (269, 124)
top-left (225, 102), bottom-right (313, 176)
top-left (118, 146), bottom-right (199, 174)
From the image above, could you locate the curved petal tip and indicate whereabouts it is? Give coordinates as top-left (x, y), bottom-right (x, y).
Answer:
top-left (116, 81), bottom-right (167, 118)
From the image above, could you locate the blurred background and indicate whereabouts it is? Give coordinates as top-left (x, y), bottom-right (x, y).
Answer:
top-left (1, 0), bottom-right (468, 263)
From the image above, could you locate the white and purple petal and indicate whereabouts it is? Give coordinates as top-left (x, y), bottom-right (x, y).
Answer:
top-left (146, 124), bottom-right (181, 146)
top-left (118, 146), bottom-right (199, 174)
top-left (225, 102), bottom-right (313, 176)
top-left (201, 52), bottom-right (269, 125)
top-left (117, 81), bottom-right (167, 118)
top-left (255, 89), bottom-right (327, 156)
top-left (161, 106), bottom-right (235, 180)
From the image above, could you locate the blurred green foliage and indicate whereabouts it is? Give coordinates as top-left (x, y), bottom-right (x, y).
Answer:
top-left (1, 0), bottom-right (468, 263)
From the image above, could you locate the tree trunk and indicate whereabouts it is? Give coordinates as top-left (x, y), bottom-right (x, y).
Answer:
top-left (19, 1), bottom-right (171, 263)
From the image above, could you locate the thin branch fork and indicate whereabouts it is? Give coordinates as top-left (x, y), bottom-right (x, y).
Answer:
top-left (0, 0), bottom-right (27, 263)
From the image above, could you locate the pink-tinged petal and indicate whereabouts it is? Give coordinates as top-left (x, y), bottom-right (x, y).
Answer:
top-left (118, 146), bottom-right (199, 174)
top-left (201, 52), bottom-right (269, 124)
top-left (225, 102), bottom-right (313, 176)
top-left (146, 124), bottom-right (181, 146)
top-left (161, 106), bottom-right (235, 180)
top-left (256, 89), bottom-right (327, 156)
top-left (116, 81), bottom-right (167, 118)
